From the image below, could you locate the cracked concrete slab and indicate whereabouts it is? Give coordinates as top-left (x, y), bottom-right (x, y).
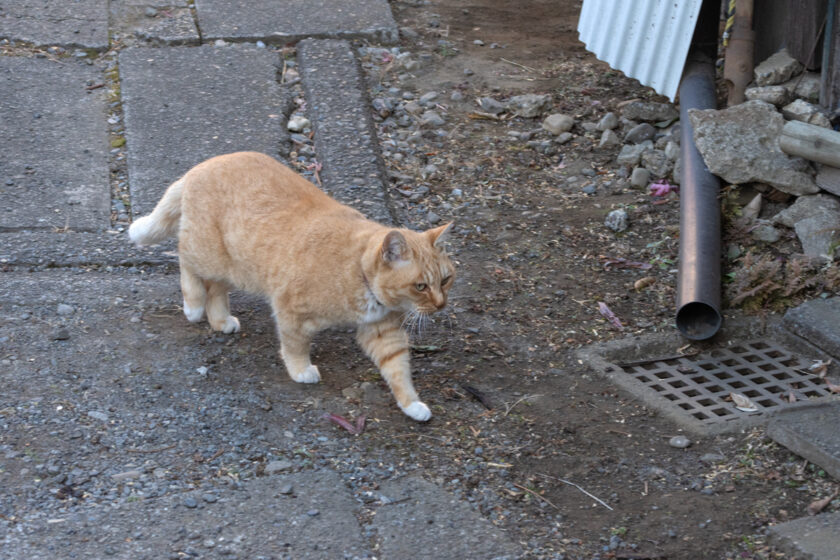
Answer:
top-left (783, 297), bottom-right (840, 359)
top-left (4, 471), bottom-right (372, 559)
top-left (298, 39), bottom-right (393, 225)
top-left (0, 57), bottom-right (110, 232)
top-left (195, 0), bottom-right (398, 44)
top-left (373, 476), bottom-right (522, 559)
top-left (0, 0), bottom-right (109, 49)
top-left (767, 512), bottom-right (840, 560)
top-left (119, 45), bottom-right (289, 215)
top-left (768, 402), bottom-right (840, 480)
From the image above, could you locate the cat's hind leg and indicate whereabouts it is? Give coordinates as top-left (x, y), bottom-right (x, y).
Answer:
top-left (179, 265), bottom-right (206, 323)
top-left (205, 281), bottom-right (240, 334)
top-left (276, 323), bottom-right (320, 383)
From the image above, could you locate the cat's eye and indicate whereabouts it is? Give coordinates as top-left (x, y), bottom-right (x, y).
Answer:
top-left (415, 283), bottom-right (428, 292)
top-left (441, 275), bottom-right (452, 286)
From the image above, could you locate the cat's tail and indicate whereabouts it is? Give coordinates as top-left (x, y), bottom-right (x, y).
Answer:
top-left (128, 178), bottom-right (185, 246)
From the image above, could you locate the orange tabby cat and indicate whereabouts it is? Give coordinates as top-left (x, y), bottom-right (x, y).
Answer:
top-left (129, 151), bottom-right (454, 421)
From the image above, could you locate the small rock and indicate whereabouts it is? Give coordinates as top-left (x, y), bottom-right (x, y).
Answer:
top-left (597, 112), bottom-right (618, 131)
top-left (744, 85), bottom-right (790, 107)
top-left (202, 493), bottom-right (218, 503)
top-left (473, 39), bottom-right (485, 46)
top-left (542, 113), bottom-right (574, 135)
top-left (616, 141), bottom-right (653, 166)
top-left (795, 215), bottom-right (840, 258)
top-left (772, 193), bottom-right (840, 227)
top-left (426, 211), bottom-right (441, 224)
top-left (699, 453), bottom-right (726, 465)
top-left (508, 94), bottom-right (552, 118)
top-left (214, 39), bottom-right (227, 47)
top-left (754, 48), bottom-right (804, 86)
top-left (664, 140), bottom-right (680, 162)
top-left (111, 470), bottom-right (141, 481)
top-left (144, 7), bottom-right (157, 17)
top-left (668, 435), bottom-right (691, 449)
top-left (751, 222), bottom-right (781, 243)
top-left (87, 410), bottom-right (108, 422)
top-left (582, 184), bottom-right (597, 195)
top-left (630, 167), bottom-right (651, 188)
top-left (183, 497), bottom-right (198, 508)
top-left (403, 100), bottom-right (422, 115)
top-left (53, 328), bottom-right (71, 341)
top-left (265, 460), bottom-right (293, 475)
top-left (307, 509), bottom-right (320, 517)
top-left (781, 99), bottom-right (831, 128)
top-left (450, 91), bottom-right (464, 102)
top-left (342, 386), bottom-right (364, 400)
top-left (279, 484), bottom-right (294, 495)
top-left (622, 101), bottom-right (678, 122)
top-left (287, 115), bottom-right (310, 132)
top-left (419, 91), bottom-right (439, 105)
top-left (641, 149), bottom-right (672, 178)
top-left (624, 122), bottom-right (656, 144)
top-left (599, 129), bottom-right (620, 148)
top-left (478, 97), bottom-right (506, 115)
top-left (605, 209), bottom-right (628, 232)
top-left (419, 110), bottom-right (446, 127)
top-left (463, 68), bottom-right (474, 76)
top-left (554, 132), bottom-right (574, 145)
top-left (57, 303), bottom-right (75, 316)
top-left (790, 72), bottom-right (821, 102)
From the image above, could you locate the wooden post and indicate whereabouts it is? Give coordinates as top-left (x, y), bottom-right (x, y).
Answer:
top-left (780, 119), bottom-right (840, 167)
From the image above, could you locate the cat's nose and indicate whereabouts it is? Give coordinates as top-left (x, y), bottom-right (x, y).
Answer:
top-left (433, 295), bottom-right (446, 310)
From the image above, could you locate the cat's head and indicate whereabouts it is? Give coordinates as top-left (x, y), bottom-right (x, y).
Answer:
top-left (373, 223), bottom-right (455, 315)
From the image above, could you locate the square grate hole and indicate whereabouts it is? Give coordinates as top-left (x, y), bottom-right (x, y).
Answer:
top-left (610, 340), bottom-right (834, 431)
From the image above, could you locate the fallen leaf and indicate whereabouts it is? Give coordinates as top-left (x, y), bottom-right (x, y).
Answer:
top-left (825, 378), bottom-right (840, 394)
top-left (729, 392), bottom-right (759, 412)
top-left (597, 301), bottom-right (624, 331)
top-left (807, 489), bottom-right (838, 515)
top-left (634, 276), bottom-right (656, 291)
top-left (808, 359), bottom-right (832, 378)
top-left (602, 256), bottom-right (653, 271)
top-left (323, 413), bottom-right (366, 435)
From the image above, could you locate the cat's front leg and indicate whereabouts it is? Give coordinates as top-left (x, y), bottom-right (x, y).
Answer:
top-left (356, 318), bottom-right (431, 422)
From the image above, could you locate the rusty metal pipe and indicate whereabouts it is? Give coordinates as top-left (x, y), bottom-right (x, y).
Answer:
top-left (676, 54), bottom-right (722, 340)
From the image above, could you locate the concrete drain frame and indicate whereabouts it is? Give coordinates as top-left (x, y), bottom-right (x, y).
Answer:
top-left (577, 320), bottom-right (839, 436)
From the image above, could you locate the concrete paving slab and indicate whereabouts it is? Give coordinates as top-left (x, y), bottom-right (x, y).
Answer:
top-left (111, 5), bottom-right (199, 46)
top-left (195, 0), bottom-right (398, 44)
top-left (373, 476), bottom-right (521, 559)
top-left (767, 512), bottom-right (840, 560)
top-left (0, 57), bottom-right (110, 232)
top-left (767, 402), bottom-right (840, 480)
top-left (119, 45), bottom-right (289, 215)
top-left (298, 39), bottom-right (393, 224)
top-left (0, 0), bottom-right (109, 49)
top-left (0, 231), bottom-right (176, 268)
top-left (4, 471), bottom-right (372, 559)
top-left (783, 298), bottom-right (840, 359)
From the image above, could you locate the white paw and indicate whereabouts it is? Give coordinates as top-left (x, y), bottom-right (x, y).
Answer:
top-left (221, 316), bottom-right (240, 334)
top-left (183, 301), bottom-right (204, 322)
top-left (402, 401), bottom-right (432, 422)
top-left (292, 365), bottom-right (321, 384)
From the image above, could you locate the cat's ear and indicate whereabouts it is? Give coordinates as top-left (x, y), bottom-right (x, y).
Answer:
top-left (381, 230), bottom-right (409, 264)
top-left (426, 222), bottom-right (453, 248)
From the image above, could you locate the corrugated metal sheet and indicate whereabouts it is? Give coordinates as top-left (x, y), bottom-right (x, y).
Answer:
top-left (577, 0), bottom-right (704, 101)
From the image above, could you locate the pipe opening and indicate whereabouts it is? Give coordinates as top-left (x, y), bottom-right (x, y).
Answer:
top-left (676, 301), bottom-right (722, 341)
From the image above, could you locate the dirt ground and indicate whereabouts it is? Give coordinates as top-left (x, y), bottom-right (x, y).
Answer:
top-left (327, 0), bottom-right (839, 558)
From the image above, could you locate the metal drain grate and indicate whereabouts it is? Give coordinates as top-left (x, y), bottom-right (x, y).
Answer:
top-left (605, 340), bottom-right (834, 432)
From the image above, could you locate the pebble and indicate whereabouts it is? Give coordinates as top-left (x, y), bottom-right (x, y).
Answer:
top-left (450, 91), bottom-right (464, 102)
top-left (287, 115), bottom-right (311, 132)
top-left (554, 132), bottom-right (573, 144)
top-left (419, 91), bottom-right (439, 105)
top-left (420, 111), bottom-right (445, 127)
top-left (265, 460), bottom-right (293, 474)
top-left (144, 7), bottom-right (157, 17)
top-left (668, 435), bottom-right (691, 449)
top-left (183, 496), bottom-right (198, 508)
top-left (202, 493), bottom-right (218, 503)
top-left (582, 184), bottom-right (597, 195)
top-left (625, 123), bottom-right (656, 144)
top-left (597, 112), bottom-right (619, 131)
top-left (427, 211), bottom-right (442, 224)
top-left (630, 167), bottom-right (651, 188)
top-left (87, 410), bottom-right (109, 422)
top-left (307, 509), bottom-right (320, 517)
top-left (478, 97), bottom-right (506, 115)
top-left (279, 484), bottom-right (294, 495)
top-left (599, 129), bottom-right (620, 148)
top-left (542, 113), bottom-right (574, 135)
top-left (57, 303), bottom-right (75, 316)
top-left (699, 452), bottom-right (726, 465)
top-left (111, 470), bottom-right (141, 481)
top-left (52, 328), bottom-right (71, 341)
top-left (605, 209), bottom-right (628, 232)
top-left (473, 39), bottom-right (485, 46)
